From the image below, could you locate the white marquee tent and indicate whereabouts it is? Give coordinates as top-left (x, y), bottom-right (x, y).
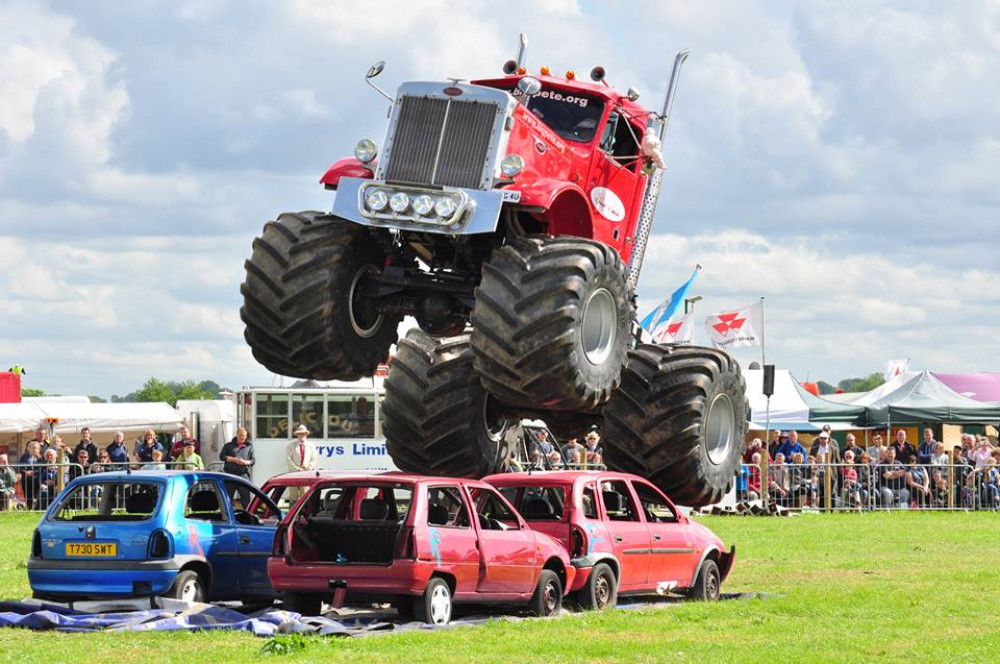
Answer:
top-left (0, 400), bottom-right (184, 434)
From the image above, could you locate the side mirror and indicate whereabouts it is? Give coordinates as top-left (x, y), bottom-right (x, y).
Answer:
top-left (517, 76), bottom-right (541, 96)
top-left (366, 61), bottom-right (385, 79)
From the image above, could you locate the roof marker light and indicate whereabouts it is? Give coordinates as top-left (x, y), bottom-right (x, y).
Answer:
top-left (565, 70), bottom-right (576, 80)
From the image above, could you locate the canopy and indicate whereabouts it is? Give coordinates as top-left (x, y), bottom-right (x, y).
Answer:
top-left (792, 381), bottom-right (867, 424)
top-left (745, 369), bottom-right (862, 430)
top-left (857, 371), bottom-right (1000, 426)
top-left (0, 401), bottom-right (184, 434)
top-left (932, 372), bottom-right (1000, 403)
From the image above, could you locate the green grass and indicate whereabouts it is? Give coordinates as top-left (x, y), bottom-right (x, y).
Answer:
top-left (1, 511), bottom-right (997, 663)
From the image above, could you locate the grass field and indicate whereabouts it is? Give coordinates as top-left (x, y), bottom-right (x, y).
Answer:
top-left (1, 510), bottom-right (997, 663)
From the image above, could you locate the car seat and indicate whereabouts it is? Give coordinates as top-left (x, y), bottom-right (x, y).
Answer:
top-left (427, 503), bottom-right (449, 526)
top-left (359, 498), bottom-right (389, 520)
top-left (521, 497), bottom-right (556, 520)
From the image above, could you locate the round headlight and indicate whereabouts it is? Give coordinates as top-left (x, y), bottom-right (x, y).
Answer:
top-left (413, 195), bottom-right (434, 216)
top-left (389, 192), bottom-right (410, 213)
top-left (434, 197), bottom-right (457, 217)
top-left (354, 139), bottom-right (378, 163)
top-left (365, 189), bottom-right (388, 212)
top-left (500, 153), bottom-right (525, 177)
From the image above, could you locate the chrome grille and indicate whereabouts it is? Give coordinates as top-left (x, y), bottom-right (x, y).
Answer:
top-left (384, 96), bottom-right (498, 189)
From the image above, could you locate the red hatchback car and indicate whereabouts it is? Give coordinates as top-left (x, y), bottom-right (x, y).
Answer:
top-left (484, 471), bottom-right (735, 609)
top-left (268, 473), bottom-right (574, 624)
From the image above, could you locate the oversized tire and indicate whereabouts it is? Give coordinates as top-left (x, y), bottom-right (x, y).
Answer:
top-left (542, 411), bottom-right (603, 445)
top-left (284, 591), bottom-right (323, 616)
top-left (528, 569), bottom-right (563, 617)
top-left (471, 236), bottom-right (633, 412)
top-left (602, 345), bottom-right (747, 507)
top-left (576, 562), bottom-right (617, 611)
top-left (689, 559), bottom-right (721, 601)
top-left (240, 211), bottom-right (400, 380)
top-left (383, 330), bottom-right (512, 477)
top-left (166, 570), bottom-right (205, 602)
top-left (414, 577), bottom-right (452, 625)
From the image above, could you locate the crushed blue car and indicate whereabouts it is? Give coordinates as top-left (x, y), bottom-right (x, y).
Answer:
top-left (28, 471), bottom-right (282, 604)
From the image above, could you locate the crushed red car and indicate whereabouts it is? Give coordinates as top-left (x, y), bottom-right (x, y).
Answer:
top-left (267, 473), bottom-right (575, 624)
top-left (484, 470), bottom-right (735, 608)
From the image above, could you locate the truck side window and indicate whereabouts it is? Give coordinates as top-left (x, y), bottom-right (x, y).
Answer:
top-left (600, 109), bottom-right (641, 170)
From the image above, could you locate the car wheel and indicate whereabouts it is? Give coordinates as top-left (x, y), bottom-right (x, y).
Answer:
top-left (690, 559), bottom-right (721, 601)
top-left (167, 570), bottom-right (205, 602)
top-left (577, 563), bottom-right (617, 611)
top-left (529, 569), bottom-right (563, 617)
top-left (414, 577), bottom-right (452, 625)
top-left (284, 591), bottom-right (323, 616)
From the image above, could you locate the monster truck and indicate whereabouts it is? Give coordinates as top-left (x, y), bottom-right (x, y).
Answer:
top-left (240, 36), bottom-right (746, 506)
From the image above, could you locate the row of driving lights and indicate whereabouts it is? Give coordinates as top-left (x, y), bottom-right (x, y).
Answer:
top-left (365, 189), bottom-right (459, 218)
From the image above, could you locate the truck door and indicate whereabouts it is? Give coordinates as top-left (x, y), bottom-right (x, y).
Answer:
top-left (598, 479), bottom-right (650, 589)
top-left (588, 109), bottom-right (646, 254)
top-left (468, 486), bottom-right (536, 595)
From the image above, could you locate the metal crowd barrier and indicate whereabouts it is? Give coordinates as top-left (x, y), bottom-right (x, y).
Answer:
top-left (738, 461), bottom-right (1000, 512)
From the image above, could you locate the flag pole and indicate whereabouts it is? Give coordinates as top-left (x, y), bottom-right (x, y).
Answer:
top-left (760, 296), bottom-right (766, 367)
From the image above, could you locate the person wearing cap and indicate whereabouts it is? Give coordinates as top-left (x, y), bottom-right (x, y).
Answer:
top-left (809, 430), bottom-right (841, 465)
top-left (286, 424), bottom-right (318, 474)
top-left (170, 425), bottom-right (200, 460)
top-left (177, 439), bottom-right (204, 470)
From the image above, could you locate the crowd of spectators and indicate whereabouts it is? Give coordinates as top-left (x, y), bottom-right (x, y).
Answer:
top-left (528, 427), bottom-right (604, 469)
top-left (737, 425), bottom-right (1000, 510)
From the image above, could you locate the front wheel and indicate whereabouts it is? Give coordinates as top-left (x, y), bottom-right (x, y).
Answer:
top-left (383, 330), bottom-right (513, 477)
top-left (528, 569), bottom-right (563, 617)
top-left (414, 577), bottom-right (452, 625)
top-left (576, 562), bottom-right (617, 611)
top-left (602, 345), bottom-right (747, 507)
top-left (689, 559), bottom-right (721, 601)
top-left (471, 236), bottom-right (633, 412)
top-left (166, 570), bottom-right (205, 602)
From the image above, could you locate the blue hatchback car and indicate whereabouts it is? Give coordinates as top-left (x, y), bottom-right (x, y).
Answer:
top-left (28, 471), bottom-right (282, 603)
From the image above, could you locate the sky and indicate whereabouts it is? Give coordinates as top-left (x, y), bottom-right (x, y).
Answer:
top-left (1, 0), bottom-right (999, 398)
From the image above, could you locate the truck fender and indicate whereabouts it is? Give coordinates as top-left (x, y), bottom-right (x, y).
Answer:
top-left (514, 179), bottom-right (594, 238)
top-left (320, 157), bottom-right (374, 190)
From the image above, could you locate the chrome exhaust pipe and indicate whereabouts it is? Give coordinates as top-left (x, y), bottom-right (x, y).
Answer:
top-left (515, 33), bottom-right (528, 70)
top-left (626, 50), bottom-right (689, 290)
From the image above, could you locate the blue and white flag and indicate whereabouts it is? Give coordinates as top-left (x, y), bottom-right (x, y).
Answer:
top-left (640, 266), bottom-right (700, 334)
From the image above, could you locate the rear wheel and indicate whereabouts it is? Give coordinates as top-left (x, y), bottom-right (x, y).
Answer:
top-left (283, 591), bottom-right (323, 616)
top-left (240, 212), bottom-right (400, 380)
top-left (414, 577), bottom-right (452, 625)
top-left (602, 345), bottom-right (747, 507)
top-left (383, 330), bottom-right (512, 477)
top-left (471, 236), bottom-right (633, 412)
top-left (166, 570), bottom-right (205, 602)
top-left (576, 562), bottom-right (617, 611)
top-left (529, 569), bottom-right (563, 617)
top-left (689, 559), bottom-right (721, 601)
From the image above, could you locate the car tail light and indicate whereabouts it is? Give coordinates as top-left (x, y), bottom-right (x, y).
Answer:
top-left (31, 530), bottom-right (42, 558)
top-left (147, 529), bottom-right (171, 559)
top-left (570, 524), bottom-right (587, 558)
top-left (394, 526), bottom-right (415, 559)
top-left (272, 524), bottom-right (288, 557)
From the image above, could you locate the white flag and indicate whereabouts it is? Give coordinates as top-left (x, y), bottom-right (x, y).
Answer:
top-left (652, 312), bottom-right (695, 345)
top-left (884, 358), bottom-right (910, 381)
top-left (704, 301), bottom-right (764, 349)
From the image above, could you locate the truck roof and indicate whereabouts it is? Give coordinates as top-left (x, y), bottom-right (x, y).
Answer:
top-left (472, 73), bottom-right (653, 121)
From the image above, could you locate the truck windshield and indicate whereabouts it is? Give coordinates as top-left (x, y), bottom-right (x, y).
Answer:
top-left (511, 87), bottom-right (605, 143)
top-left (51, 481), bottom-right (161, 521)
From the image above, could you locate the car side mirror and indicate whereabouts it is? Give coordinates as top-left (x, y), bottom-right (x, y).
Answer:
top-left (517, 76), bottom-right (541, 97)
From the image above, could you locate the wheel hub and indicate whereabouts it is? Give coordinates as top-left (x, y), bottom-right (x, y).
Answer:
top-left (348, 265), bottom-right (384, 338)
top-left (181, 579), bottom-right (199, 602)
top-left (582, 288), bottom-right (617, 366)
top-left (705, 392), bottom-right (735, 466)
top-left (429, 585), bottom-right (451, 624)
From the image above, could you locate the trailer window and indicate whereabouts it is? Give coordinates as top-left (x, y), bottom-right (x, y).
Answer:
top-left (256, 393), bottom-right (289, 439)
top-left (327, 396), bottom-right (375, 438)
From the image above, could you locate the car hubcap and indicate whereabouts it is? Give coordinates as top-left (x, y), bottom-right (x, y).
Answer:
top-left (707, 572), bottom-right (719, 599)
top-left (348, 264), bottom-right (384, 338)
top-left (544, 580), bottom-right (558, 614)
top-left (582, 288), bottom-right (617, 366)
top-left (181, 579), bottom-right (199, 602)
top-left (705, 393), bottom-right (735, 465)
top-left (595, 574), bottom-right (611, 607)
top-left (430, 585), bottom-right (451, 624)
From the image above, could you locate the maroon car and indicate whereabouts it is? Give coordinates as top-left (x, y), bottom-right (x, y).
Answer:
top-left (267, 473), bottom-right (575, 624)
top-left (484, 471), bottom-right (735, 609)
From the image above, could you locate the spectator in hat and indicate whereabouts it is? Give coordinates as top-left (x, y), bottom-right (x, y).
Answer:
top-left (809, 430), bottom-right (841, 465)
top-left (177, 439), bottom-right (204, 470)
top-left (584, 429), bottom-right (604, 465)
top-left (286, 424), bottom-right (318, 474)
top-left (170, 425), bottom-right (200, 459)
top-left (776, 431), bottom-right (806, 463)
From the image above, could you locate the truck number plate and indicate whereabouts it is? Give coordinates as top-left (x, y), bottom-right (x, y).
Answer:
top-left (500, 190), bottom-right (522, 203)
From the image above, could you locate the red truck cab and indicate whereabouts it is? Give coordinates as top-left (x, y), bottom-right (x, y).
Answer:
top-left (484, 471), bottom-right (735, 609)
top-left (267, 473), bottom-right (574, 624)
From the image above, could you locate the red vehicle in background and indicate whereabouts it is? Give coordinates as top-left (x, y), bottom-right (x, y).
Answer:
top-left (267, 474), bottom-right (574, 624)
top-left (484, 471), bottom-right (735, 609)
